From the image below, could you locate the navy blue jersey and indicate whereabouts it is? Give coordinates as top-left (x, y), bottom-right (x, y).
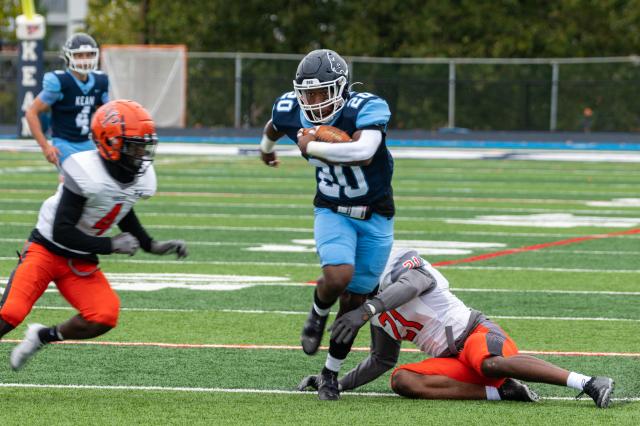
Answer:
top-left (271, 91), bottom-right (394, 208)
top-left (38, 70), bottom-right (109, 142)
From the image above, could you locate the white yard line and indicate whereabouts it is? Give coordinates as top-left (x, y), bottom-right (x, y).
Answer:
top-left (0, 383), bottom-right (637, 401)
top-left (2, 256), bottom-right (637, 273)
top-left (2, 220), bottom-right (640, 240)
top-left (28, 306), bottom-right (640, 322)
top-left (1, 237), bottom-right (637, 256)
top-left (442, 266), bottom-right (640, 273)
top-left (0, 340), bottom-right (638, 357)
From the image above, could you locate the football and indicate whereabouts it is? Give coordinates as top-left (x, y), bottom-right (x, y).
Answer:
top-left (302, 125), bottom-right (352, 143)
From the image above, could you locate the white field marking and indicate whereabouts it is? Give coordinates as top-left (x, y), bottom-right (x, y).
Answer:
top-left (159, 165), bottom-right (638, 178)
top-left (0, 383), bottom-right (637, 402)
top-left (5, 139), bottom-right (640, 163)
top-left (17, 238), bottom-right (640, 256)
top-left (10, 208), bottom-right (617, 226)
top-left (0, 383), bottom-right (395, 397)
top-left (4, 197), bottom-right (639, 217)
top-left (1, 340), bottom-right (639, 358)
top-left (535, 249), bottom-right (640, 256)
top-left (17, 237), bottom-right (619, 255)
top-left (0, 256), bottom-right (639, 274)
top-left (0, 166), bottom-right (52, 174)
top-left (0, 257), bottom-right (639, 275)
top-left (508, 151), bottom-right (640, 163)
top-left (136, 204), bottom-right (640, 216)
top-left (587, 198), bottom-right (640, 208)
top-left (27, 306), bottom-right (640, 323)
top-left (160, 173), bottom-right (640, 191)
top-left (0, 221), bottom-right (315, 233)
top-left (155, 182), bottom-right (640, 198)
top-left (246, 239), bottom-right (505, 256)
top-left (0, 238), bottom-right (249, 247)
top-left (4, 279), bottom-right (640, 296)
top-left (0, 186), bottom-right (630, 207)
top-left (0, 273), bottom-right (306, 292)
top-left (448, 213), bottom-right (640, 228)
top-left (0, 257), bottom-right (317, 267)
top-left (442, 266), bottom-right (640, 274)
top-left (2, 221), bottom-right (639, 239)
top-left (4, 208), bottom-right (640, 228)
top-left (4, 283), bottom-right (640, 296)
top-left (452, 288), bottom-right (640, 295)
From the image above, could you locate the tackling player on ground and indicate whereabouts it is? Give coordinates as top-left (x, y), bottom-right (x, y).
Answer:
top-left (0, 100), bottom-right (188, 369)
top-left (259, 49), bottom-right (395, 400)
top-left (298, 248), bottom-right (615, 408)
top-left (26, 33), bottom-right (109, 167)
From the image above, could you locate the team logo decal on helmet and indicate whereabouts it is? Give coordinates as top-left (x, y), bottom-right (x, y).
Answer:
top-left (91, 100), bottom-right (158, 175)
top-left (293, 49), bottom-right (350, 124)
top-left (62, 33), bottom-right (100, 74)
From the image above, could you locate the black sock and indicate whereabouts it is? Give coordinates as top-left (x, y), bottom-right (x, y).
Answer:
top-left (321, 366), bottom-right (338, 377)
top-left (313, 289), bottom-right (333, 311)
top-left (328, 338), bottom-right (354, 361)
top-left (38, 326), bottom-right (62, 344)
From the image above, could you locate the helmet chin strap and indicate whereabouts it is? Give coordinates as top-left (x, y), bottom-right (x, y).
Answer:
top-left (100, 156), bottom-right (136, 184)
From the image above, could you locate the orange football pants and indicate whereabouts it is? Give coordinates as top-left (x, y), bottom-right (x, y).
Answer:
top-left (392, 321), bottom-right (519, 388)
top-left (0, 242), bottom-right (120, 328)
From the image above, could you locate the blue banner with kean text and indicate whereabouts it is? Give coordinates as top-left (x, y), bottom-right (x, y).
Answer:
top-left (16, 39), bottom-right (44, 138)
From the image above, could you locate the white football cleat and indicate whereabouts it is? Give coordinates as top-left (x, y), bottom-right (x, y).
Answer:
top-left (10, 323), bottom-right (47, 370)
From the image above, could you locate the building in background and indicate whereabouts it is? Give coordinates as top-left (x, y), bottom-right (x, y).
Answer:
top-left (41, 0), bottom-right (88, 49)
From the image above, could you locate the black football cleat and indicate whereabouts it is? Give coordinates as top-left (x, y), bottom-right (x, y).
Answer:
top-left (300, 308), bottom-right (328, 355)
top-left (497, 378), bottom-right (539, 402)
top-left (577, 376), bottom-right (614, 408)
top-left (317, 369), bottom-right (340, 401)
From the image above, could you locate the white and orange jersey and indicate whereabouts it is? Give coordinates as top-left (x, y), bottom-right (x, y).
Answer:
top-left (36, 150), bottom-right (156, 255)
top-left (370, 249), bottom-right (472, 357)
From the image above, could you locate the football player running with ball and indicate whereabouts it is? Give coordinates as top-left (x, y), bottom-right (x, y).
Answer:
top-left (298, 248), bottom-right (615, 409)
top-left (0, 100), bottom-right (188, 370)
top-left (259, 49), bottom-right (395, 400)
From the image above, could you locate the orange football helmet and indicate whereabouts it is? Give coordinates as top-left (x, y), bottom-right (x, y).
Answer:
top-left (91, 99), bottom-right (158, 175)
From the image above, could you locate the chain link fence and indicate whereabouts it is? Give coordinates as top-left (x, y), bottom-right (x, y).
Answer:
top-left (1, 52), bottom-right (639, 131)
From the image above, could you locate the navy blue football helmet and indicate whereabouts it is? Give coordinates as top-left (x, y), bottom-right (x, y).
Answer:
top-left (62, 33), bottom-right (99, 74)
top-left (293, 49), bottom-right (349, 123)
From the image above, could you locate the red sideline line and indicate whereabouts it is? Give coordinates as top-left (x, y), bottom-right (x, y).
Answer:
top-left (1, 340), bottom-right (638, 357)
top-left (432, 227), bottom-right (640, 267)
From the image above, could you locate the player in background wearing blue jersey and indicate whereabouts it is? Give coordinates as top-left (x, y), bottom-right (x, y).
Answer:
top-left (25, 33), bottom-right (109, 168)
top-left (259, 49), bottom-right (395, 400)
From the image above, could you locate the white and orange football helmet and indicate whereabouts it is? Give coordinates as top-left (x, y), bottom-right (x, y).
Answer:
top-left (91, 100), bottom-right (158, 175)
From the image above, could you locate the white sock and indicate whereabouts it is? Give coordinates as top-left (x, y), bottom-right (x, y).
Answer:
top-left (313, 303), bottom-right (330, 317)
top-left (325, 354), bottom-right (344, 373)
top-left (486, 386), bottom-right (501, 401)
top-left (567, 372), bottom-right (591, 391)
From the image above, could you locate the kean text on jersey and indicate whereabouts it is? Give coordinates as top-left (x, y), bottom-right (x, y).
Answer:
top-left (75, 96), bottom-right (95, 106)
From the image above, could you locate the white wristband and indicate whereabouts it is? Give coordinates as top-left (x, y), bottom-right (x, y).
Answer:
top-left (260, 134), bottom-right (277, 154)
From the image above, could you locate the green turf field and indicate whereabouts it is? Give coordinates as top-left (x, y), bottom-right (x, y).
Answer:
top-left (0, 151), bottom-right (639, 425)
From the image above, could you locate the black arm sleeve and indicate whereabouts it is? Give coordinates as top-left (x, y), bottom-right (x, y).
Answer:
top-left (52, 186), bottom-right (112, 254)
top-left (338, 324), bottom-right (401, 391)
top-left (118, 208), bottom-right (153, 252)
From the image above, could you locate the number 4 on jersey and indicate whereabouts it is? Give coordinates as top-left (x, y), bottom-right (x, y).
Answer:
top-left (92, 203), bottom-right (123, 236)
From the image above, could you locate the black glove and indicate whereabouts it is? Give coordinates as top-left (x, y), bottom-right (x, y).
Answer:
top-left (329, 299), bottom-right (384, 345)
top-left (111, 232), bottom-right (140, 256)
top-left (150, 240), bottom-right (188, 258)
top-left (297, 375), bottom-right (319, 391)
